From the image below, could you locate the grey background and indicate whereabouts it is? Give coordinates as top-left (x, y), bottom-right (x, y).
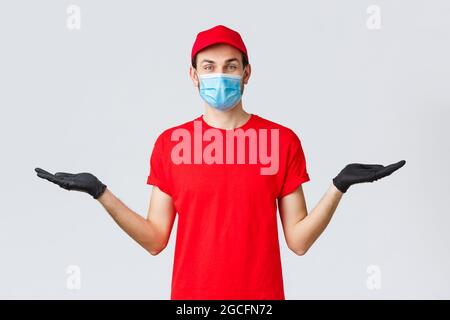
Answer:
top-left (1, 0), bottom-right (449, 299)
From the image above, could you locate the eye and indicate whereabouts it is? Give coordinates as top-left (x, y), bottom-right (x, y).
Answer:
top-left (227, 65), bottom-right (237, 71)
top-left (203, 64), bottom-right (213, 71)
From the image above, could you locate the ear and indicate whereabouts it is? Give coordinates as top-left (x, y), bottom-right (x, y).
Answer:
top-left (243, 64), bottom-right (251, 85)
top-left (189, 66), bottom-right (199, 88)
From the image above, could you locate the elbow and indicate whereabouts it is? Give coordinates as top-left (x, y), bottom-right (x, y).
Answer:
top-left (293, 248), bottom-right (308, 256)
top-left (288, 242), bottom-right (309, 256)
top-left (143, 228), bottom-right (168, 256)
top-left (145, 241), bottom-right (167, 256)
top-left (148, 243), bottom-right (167, 256)
top-left (149, 250), bottom-right (161, 256)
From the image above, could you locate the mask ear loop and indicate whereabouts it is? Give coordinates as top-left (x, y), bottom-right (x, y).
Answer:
top-left (195, 70), bottom-right (202, 89)
top-left (240, 66), bottom-right (250, 96)
top-left (240, 66), bottom-right (248, 94)
top-left (241, 67), bottom-right (246, 79)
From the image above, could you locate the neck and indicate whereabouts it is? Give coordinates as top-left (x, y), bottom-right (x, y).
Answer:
top-left (203, 101), bottom-right (251, 130)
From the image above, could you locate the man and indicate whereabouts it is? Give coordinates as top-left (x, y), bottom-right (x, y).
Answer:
top-left (35, 25), bottom-right (405, 300)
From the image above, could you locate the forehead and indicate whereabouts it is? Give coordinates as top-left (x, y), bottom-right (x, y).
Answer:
top-left (196, 43), bottom-right (242, 63)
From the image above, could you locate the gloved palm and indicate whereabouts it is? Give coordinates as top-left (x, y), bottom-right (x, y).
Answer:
top-left (333, 160), bottom-right (406, 193)
top-left (35, 168), bottom-right (107, 199)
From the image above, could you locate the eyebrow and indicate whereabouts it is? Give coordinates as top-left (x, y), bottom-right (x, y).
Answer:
top-left (200, 58), bottom-right (240, 65)
top-left (200, 59), bottom-right (215, 64)
top-left (224, 58), bottom-right (239, 64)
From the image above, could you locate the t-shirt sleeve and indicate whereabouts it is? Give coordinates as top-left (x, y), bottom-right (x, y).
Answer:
top-left (146, 133), bottom-right (173, 197)
top-left (277, 131), bottom-right (310, 199)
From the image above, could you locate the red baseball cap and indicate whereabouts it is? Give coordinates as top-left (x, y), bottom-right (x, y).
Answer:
top-left (191, 25), bottom-right (248, 64)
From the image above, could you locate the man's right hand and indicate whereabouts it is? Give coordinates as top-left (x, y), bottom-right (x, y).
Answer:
top-left (35, 167), bottom-right (107, 199)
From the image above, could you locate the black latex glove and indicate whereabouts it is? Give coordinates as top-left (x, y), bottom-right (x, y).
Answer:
top-left (332, 160), bottom-right (406, 193)
top-left (35, 168), bottom-right (107, 199)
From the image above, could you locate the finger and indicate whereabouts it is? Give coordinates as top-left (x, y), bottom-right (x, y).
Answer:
top-left (37, 171), bottom-right (68, 186)
top-left (35, 168), bottom-right (54, 180)
top-left (374, 160), bottom-right (406, 179)
top-left (35, 167), bottom-right (53, 176)
top-left (36, 171), bottom-right (59, 183)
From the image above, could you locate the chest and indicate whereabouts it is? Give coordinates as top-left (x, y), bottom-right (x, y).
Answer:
top-left (170, 162), bottom-right (279, 200)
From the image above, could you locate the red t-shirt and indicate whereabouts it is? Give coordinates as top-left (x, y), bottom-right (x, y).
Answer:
top-left (147, 113), bottom-right (310, 300)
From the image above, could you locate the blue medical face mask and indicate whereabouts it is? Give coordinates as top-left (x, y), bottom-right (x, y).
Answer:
top-left (197, 71), bottom-right (244, 111)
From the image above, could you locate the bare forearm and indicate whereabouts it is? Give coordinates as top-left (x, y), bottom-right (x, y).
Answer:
top-left (292, 184), bottom-right (343, 254)
top-left (96, 188), bottom-right (163, 255)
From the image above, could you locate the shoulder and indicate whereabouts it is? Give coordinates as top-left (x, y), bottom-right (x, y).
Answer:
top-left (253, 114), bottom-right (301, 142)
top-left (154, 116), bottom-right (200, 143)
